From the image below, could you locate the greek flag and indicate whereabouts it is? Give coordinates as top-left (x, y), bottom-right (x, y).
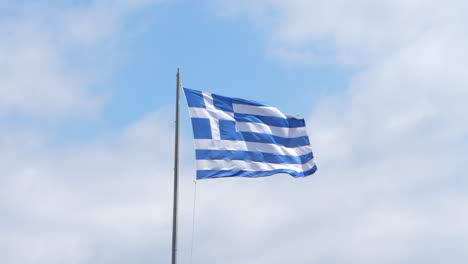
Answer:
top-left (184, 88), bottom-right (317, 180)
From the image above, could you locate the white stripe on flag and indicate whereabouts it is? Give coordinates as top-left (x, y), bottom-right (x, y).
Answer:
top-left (233, 104), bottom-right (286, 118)
top-left (203, 93), bottom-right (215, 109)
top-left (236, 122), bottom-right (307, 138)
top-left (203, 93), bottom-right (220, 140)
top-left (194, 139), bottom-right (313, 156)
top-left (197, 159), bottom-right (315, 172)
top-left (189, 107), bottom-right (235, 121)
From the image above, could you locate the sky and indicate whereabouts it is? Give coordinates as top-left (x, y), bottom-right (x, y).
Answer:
top-left (1, 0), bottom-right (468, 263)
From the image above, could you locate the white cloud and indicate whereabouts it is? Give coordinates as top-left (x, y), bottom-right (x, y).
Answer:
top-left (0, 18), bottom-right (97, 117)
top-left (0, 1), bottom-right (179, 263)
top-left (2, 0), bottom-right (468, 263)
top-left (0, 111), bottom-right (177, 264)
top-left (196, 1), bottom-right (468, 263)
top-left (0, 0), bottom-right (165, 118)
top-left (211, 0), bottom-right (468, 65)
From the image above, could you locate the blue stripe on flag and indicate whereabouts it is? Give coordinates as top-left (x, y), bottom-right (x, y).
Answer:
top-left (219, 120), bottom-right (309, 147)
top-left (231, 98), bottom-right (268, 107)
top-left (219, 119), bottom-right (239, 140)
top-left (191, 118), bottom-right (212, 139)
top-left (184, 88), bottom-right (206, 108)
top-left (195, 150), bottom-right (314, 164)
top-left (211, 94), bottom-right (270, 112)
top-left (234, 113), bottom-right (305, 128)
top-left (197, 165), bottom-right (318, 179)
top-left (212, 94), bottom-right (234, 112)
top-left (240, 132), bottom-right (310, 147)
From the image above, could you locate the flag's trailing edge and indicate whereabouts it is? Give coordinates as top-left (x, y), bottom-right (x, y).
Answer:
top-left (184, 88), bottom-right (317, 180)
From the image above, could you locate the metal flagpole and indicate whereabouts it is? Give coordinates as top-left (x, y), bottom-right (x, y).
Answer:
top-left (171, 68), bottom-right (181, 264)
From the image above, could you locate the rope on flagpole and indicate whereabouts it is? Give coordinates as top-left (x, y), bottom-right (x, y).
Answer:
top-left (189, 180), bottom-right (198, 264)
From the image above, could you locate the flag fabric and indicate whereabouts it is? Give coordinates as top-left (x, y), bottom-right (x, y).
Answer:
top-left (184, 88), bottom-right (317, 180)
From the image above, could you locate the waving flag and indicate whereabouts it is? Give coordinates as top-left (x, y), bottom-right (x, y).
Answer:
top-left (184, 88), bottom-right (317, 179)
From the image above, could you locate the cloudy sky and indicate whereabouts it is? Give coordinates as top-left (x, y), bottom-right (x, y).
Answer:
top-left (2, 0), bottom-right (468, 263)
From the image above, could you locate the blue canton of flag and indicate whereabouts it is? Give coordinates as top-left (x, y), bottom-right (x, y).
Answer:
top-left (184, 88), bottom-right (317, 180)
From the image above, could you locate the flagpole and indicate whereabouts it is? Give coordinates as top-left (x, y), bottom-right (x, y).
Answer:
top-left (171, 68), bottom-right (181, 264)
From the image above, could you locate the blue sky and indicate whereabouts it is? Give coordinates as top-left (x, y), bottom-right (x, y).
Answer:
top-left (2, 0), bottom-right (468, 263)
top-left (64, 0), bottom-right (352, 140)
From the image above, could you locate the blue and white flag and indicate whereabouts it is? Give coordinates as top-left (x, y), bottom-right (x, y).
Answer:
top-left (184, 88), bottom-right (317, 180)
